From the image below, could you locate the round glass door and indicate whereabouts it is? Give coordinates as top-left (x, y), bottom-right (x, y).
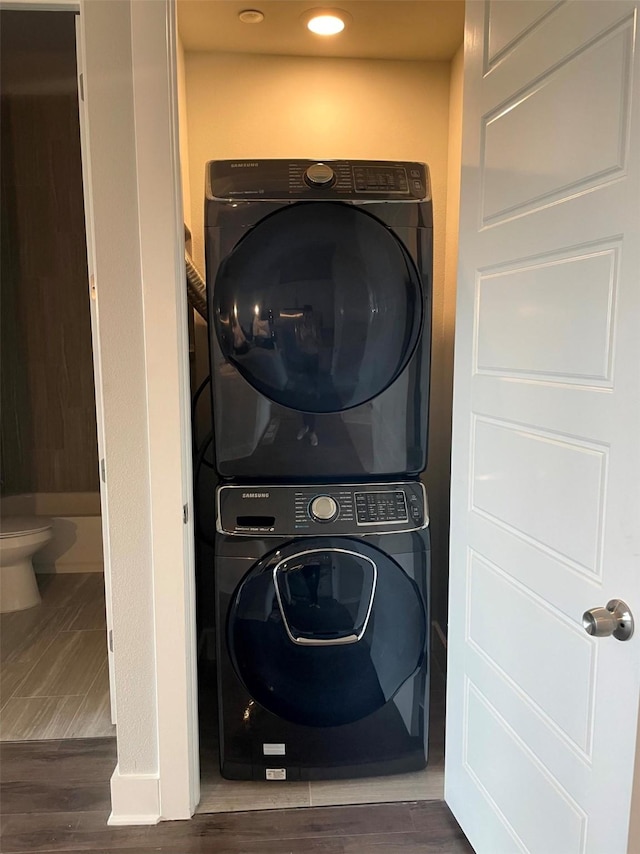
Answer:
top-left (228, 538), bottom-right (426, 727)
top-left (214, 202), bottom-right (423, 413)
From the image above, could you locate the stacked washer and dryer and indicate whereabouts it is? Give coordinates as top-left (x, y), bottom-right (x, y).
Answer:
top-left (204, 159), bottom-right (433, 782)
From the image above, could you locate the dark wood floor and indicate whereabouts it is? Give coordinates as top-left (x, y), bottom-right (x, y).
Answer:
top-left (0, 737), bottom-right (474, 853)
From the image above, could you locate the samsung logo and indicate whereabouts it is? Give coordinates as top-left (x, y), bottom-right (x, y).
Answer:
top-left (242, 492), bottom-right (270, 499)
top-left (231, 162), bottom-right (259, 168)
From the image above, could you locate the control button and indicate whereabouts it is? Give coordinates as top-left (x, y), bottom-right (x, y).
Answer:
top-left (304, 163), bottom-right (336, 187)
top-left (310, 495), bottom-right (339, 523)
top-left (409, 497), bottom-right (423, 525)
top-left (413, 180), bottom-right (422, 191)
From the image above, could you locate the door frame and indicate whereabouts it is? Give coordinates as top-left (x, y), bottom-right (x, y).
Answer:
top-left (73, 11), bottom-right (116, 726)
top-left (78, 0), bottom-right (199, 823)
top-left (1, 0), bottom-right (199, 822)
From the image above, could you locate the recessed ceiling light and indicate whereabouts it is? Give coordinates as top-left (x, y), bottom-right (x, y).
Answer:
top-left (308, 14), bottom-right (344, 35)
top-left (303, 8), bottom-right (350, 36)
top-left (238, 9), bottom-right (264, 24)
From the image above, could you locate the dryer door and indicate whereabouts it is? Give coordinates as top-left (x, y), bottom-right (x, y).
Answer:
top-left (213, 202), bottom-right (423, 413)
top-left (228, 538), bottom-right (426, 727)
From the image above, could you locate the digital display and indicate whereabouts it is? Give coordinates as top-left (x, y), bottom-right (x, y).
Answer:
top-left (236, 516), bottom-right (276, 531)
top-left (355, 491), bottom-right (408, 524)
top-left (353, 166), bottom-right (409, 193)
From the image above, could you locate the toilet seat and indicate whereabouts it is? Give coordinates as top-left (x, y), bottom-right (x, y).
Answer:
top-left (0, 516), bottom-right (53, 538)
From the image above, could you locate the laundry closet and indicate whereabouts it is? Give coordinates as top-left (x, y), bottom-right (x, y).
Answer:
top-left (175, 0), bottom-right (464, 813)
top-left (67, 0), bottom-right (640, 848)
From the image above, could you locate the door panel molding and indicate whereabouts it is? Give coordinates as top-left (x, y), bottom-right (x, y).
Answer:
top-left (447, 3), bottom-right (640, 852)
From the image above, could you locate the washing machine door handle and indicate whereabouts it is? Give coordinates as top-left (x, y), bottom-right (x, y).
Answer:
top-left (291, 633), bottom-right (360, 646)
top-left (272, 548), bottom-right (377, 647)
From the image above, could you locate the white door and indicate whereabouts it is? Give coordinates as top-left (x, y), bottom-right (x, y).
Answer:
top-left (446, 2), bottom-right (640, 853)
top-left (75, 17), bottom-right (116, 723)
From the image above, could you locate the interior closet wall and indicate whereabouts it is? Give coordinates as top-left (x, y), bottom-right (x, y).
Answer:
top-left (178, 46), bottom-right (461, 632)
top-left (0, 11), bottom-right (98, 496)
top-left (177, 36), bottom-right (192, 234)
top-left (432, 43), bottom-right (464, 639)
top-left (183, 51), bottom-right (450, 275)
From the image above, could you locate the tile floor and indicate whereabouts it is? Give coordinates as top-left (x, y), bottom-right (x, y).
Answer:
top-left (0, 573), bottom-right (114, 741)
top-left (197, 659), bottom-right (445, 813)
top-left (198, 757), bottom-right (445, 814)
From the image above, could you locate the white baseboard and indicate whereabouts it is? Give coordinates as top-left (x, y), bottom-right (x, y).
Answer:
top-left (35, 561), bottom-right (104, 574)
top-left (108, 813), bottom-right (161, 826)
top-left (108, 765), bottom-right (161, 825)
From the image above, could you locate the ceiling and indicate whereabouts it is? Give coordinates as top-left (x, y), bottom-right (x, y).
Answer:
top-left (177, 1), bottom-right (465, 61)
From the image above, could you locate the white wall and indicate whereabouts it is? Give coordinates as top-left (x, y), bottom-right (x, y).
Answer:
top-left (81, 0), bottom-right (157, 783)
top-left (630, 701), bottom-right (640, 853)
top-left (81, 0), bottom-right (197, 822)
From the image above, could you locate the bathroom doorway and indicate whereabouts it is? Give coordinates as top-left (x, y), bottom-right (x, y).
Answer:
top-left (0, 9), bottom-right (113, 741)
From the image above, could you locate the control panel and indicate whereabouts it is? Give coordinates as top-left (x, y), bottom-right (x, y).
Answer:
top-left (207, 159), bottom-right (430, 202)
top-left (217, 482), bottom-right (428, 536)
top-left (355, 490), bottom-right (408, 525)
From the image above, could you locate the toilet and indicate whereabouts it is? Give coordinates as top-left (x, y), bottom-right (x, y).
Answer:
top-left (0, 517), bottom-right (53, 613)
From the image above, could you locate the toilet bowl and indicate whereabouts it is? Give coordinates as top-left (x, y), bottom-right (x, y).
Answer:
top-left (0, 517), bottom-right (53, 613)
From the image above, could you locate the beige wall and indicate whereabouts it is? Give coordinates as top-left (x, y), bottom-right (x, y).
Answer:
top-left (431, 42), bottom-right (464, 634)
top-left (180, 48), bottom-right (459, 620)
top-left (176, 35), bottom-right (191, 233)
top-left (183, 51), bottom-right (451, 279)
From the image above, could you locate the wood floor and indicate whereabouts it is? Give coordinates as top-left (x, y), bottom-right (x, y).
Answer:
top-left (0, 578), bottom-right (473, 851)
top-left (0, 737), bottom-right (474, 853)
top-left (0, 573), bottom-right (114, 740)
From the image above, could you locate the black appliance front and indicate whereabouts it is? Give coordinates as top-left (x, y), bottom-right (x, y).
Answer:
top-left (205, 159), bottom-right (433, 481)
top-left (214, 482), bottom-right (430, 781)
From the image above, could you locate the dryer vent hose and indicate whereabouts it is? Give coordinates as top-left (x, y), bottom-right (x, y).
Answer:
top-left (186, 250), bottom-right (208, 322)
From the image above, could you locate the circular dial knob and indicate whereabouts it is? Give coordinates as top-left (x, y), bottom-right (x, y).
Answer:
top-left (304, 163), bottom-right (335, 187)
top-left (310, 495), bottom-right (339, 522)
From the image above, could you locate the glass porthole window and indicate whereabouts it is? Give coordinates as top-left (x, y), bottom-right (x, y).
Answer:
top-left (214, 202), bottom-right (423, 413)
top-left (228, 538), bottom-right (426, 727)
